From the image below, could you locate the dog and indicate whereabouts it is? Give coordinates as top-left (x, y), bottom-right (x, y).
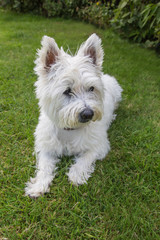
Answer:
top-left (25, 33), bottom-right (122, 198)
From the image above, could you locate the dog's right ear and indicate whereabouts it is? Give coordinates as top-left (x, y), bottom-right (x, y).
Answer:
top-left (34, 36), bottom-right (61, 76)
top-left (77, 33), bottom-right (103, 70)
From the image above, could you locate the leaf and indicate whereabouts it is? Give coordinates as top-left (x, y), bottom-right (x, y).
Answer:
top-left (122, 12), bottom-right (130, 19)
top-left (120, 1), bottom-right (128, 10)
top-left (150, 18), bottom-right (156, 29)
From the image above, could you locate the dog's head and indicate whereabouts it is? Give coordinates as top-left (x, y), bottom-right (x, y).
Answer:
top-left (34, 34), bottom-right (104, 129)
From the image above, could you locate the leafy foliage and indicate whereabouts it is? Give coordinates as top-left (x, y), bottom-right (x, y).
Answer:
top-left (0, 0), bottom-right (43, 13)
top-left (0, 0), bottom-right (90, 16)
top-left (1, 0), bottom-right (160, 48)
top-left (111, 0), bottom-right (160, 47)
top-left (78, 1), bottom-right (113, 28)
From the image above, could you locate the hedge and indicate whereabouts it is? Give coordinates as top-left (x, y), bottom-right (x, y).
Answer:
top-left (1, 0), bottom-right (160, 50)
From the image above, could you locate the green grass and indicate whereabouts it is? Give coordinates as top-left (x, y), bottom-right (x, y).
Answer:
top-left (0, 9), bottom-right (160, 240)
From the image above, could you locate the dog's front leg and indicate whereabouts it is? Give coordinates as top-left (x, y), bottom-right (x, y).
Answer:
top-left (67, 151), bottom-right (98, 185)
top-left (25, 152), bottom-right (59, 198)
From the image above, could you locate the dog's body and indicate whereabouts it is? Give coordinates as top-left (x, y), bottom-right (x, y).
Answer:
top-left (25, 34), bottom-right (122, 198)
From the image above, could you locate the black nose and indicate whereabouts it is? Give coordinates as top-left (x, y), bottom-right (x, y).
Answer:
top-left (79, 108), bottom-right (94, 123)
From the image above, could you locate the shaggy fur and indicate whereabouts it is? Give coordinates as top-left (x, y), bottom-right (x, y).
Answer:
top-left (25, 33), bottom-right (122, 198)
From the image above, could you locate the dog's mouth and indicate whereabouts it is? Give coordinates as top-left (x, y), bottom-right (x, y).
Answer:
top-left (58, 105), bottom-right (102, 130)
top-left (63, 111), bottom-right (101, 131)
top-left (64, 128), bottom-right (76, 131)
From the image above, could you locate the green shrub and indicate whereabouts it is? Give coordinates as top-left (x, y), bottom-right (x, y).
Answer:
top-left (1, 0), bottom-right (159, 49)
top-left (0, 0), bottom-right (42, 13)
top-left (41, 0), bottom-right (64, 17)
top-left (0, 0), bottom-right (90, 17)
top-left (78, 1), bottom-right (114, 28)
top-left (111, 0), bottom-right (160, 47)
top-left (40, 0), bottom-right (90, 18)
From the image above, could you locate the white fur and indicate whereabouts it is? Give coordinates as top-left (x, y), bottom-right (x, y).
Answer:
top-left (25, 34), bottom-right (122, 198)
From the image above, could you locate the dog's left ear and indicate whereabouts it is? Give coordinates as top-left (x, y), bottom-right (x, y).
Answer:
top-left (34, 36), bottom-right (61, 76)
top-left (78, 33), bottom-right (104, 69)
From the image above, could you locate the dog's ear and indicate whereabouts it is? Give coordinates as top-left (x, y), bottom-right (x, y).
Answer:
top-left (78, 33), bottom-right (104, 69)
top-left (35, 36), bottom-right (61, 76)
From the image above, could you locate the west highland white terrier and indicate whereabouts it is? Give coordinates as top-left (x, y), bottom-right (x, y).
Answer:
top-left (25, 33), bottom-right (122, 198)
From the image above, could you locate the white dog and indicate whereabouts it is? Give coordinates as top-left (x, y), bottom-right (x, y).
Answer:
top-left (25, 33), bottom-right (122, 198)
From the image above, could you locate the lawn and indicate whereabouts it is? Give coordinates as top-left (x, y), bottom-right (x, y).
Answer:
top-left (0, 9), bottom-right (160, 240)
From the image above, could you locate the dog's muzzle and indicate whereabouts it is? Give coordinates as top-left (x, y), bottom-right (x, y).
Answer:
top-left (78, 108), bottom-right (94, 123)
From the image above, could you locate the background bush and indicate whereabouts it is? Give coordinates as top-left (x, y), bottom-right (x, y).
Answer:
top-left (111, 0), bottom-right (160, 48)
top-left (1, 0), bottom-right (160, 49)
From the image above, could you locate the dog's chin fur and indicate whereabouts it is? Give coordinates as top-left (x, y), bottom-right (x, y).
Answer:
top-left (25, 33), bottom-right (123, 198)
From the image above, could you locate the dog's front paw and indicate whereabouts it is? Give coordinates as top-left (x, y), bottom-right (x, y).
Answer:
top-left (67, 164), bottom-right (93, 185)
top-left (25, 176), bottom-right (52, 198)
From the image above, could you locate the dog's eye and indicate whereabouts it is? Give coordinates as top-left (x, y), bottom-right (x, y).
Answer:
top-left (89, 86), bottom-right (94, 92)
top-left (63, 88), bottom-right (72, 96)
